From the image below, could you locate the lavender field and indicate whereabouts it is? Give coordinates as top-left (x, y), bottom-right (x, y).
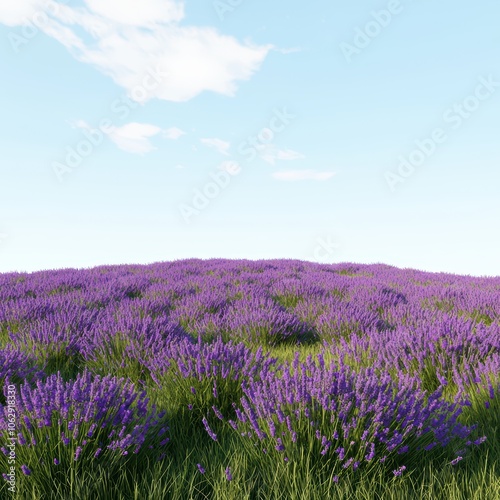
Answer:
top-left (1, 259), bottom-right (499, 499)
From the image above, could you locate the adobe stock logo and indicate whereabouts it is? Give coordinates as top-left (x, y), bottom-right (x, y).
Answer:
top-left (313, 236), bottom-right (340, 263)
top-left (213, 0), bottom-right (244, 21)
top-left (178, 162), bottom-right (241, 224)
top-left (178, 107), bottom-right (296, 224)
top-left (7, 0), bottom-right (70, 53)
top-left (340, 0), bottom-right (404, 63)
top-left (385, 75), bottom-right (499, 191)
top-left (52, 64), bottom-right (168, 182)
top-left (237, 107), bottom-right (296, 162)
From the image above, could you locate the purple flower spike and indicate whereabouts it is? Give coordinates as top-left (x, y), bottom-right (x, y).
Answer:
top-left (197, 463), bottom-right (206, 474)
top-left (393, 465), bottom-right (406, 476)
top-left (202, 417), bottom-right (217, 441)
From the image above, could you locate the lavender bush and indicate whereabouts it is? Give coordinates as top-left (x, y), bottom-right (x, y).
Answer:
top-left (0, 259), bottom-right (498, 498)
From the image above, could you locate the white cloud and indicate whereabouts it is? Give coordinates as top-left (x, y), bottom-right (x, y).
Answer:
top-left (0, 0), bottom-right (45, 26)
top-left (107, 122), bottom-right (162, 154)
top-left (201, 137), bottom-right (231, 156)
top-left (85, 0), bottom-right (184, 27)
top-left (272, 170), bottom-right (337, 181)
top-left (0, 0), bottom-right (272, 103)
top-left (256, 144), bottom-right (305, 165)
top-left (163, 127), bottom-right (186, 140)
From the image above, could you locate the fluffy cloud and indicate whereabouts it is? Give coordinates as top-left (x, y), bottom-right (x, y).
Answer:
top-left (201, 137), bottom-right (231, 156)
top-left (272, 170), bottom-right (337, 181)
top-left (1, 0), bottom-right (272, 102)
top-left (0, 0), bottom-right (45, 26)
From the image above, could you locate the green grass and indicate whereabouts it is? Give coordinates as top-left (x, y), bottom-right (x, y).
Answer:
top-left (1, 337), bottom-right (499, 499)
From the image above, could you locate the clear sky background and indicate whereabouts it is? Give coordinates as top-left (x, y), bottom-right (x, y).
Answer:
top-left (0, 0), bottom-right (499, 276)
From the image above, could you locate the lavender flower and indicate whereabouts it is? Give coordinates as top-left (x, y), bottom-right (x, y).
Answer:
top-left (74, 446), bottom-right (83, 461)
top-left (202, 417), bottom-right (217, 441)
top-left (393, 465), bottom-right (406, 476)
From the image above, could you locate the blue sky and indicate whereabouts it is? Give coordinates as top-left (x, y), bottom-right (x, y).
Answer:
top-left (0, 0), bottom-right (499, 276)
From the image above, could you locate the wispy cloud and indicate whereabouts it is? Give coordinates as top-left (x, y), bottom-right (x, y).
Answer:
top-left (201, 137), bottom-right (231, 156)
top-left (107, 123), bottom-right (162, 154)
top-left (272, 170), bottom-right (337, 181)
top-left (73, 120), bottom-right (162, 154)
top-left (257, 144), bottom-right (305, 165)
top-left (0, 0), bottom-right (272, 103)
top-left (274, 47), bottom-right (302, 54)
top-left (163, 127), bottom-right (186, 140)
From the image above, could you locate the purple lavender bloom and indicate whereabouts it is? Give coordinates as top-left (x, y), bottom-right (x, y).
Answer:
top-left (212, 406), bottom-right (224, 421)
top-left (393, 465), bottom-right (406, 476)
top-left (1, 258), bottom-right (498, 481)
top-left (53, 458), bottom-right (59, 465)
top-left (450, 456), bottom-right (463, 466)
top-left (225, 467), bottom-right (233, 481)
top-left (74, 446), bottom-right (83, 461)
top-left (473, 436), bottom-right (487, 446)
top-left (197, 463), bottom-right (205, 474)
top-left (1, 369), bottom-right (168, 458)
top-left (202, 417), bottom-right (217, 441)
top-left (275, 438), bottom-right (285, 452)
top-left (21, 465), bottom-right (31, 476)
